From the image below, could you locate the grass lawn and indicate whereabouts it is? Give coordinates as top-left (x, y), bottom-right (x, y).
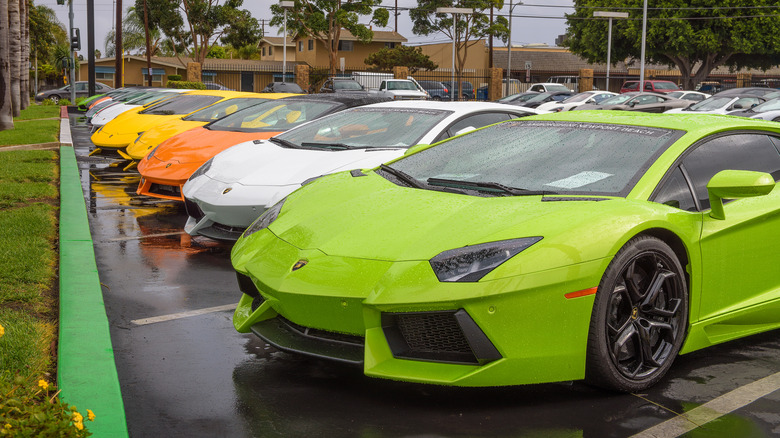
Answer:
top-left (0, 106), bottom-right (88, 436)
top-left (12, 105), bottom-right (60, 121)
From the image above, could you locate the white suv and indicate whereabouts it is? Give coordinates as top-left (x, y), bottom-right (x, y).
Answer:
top-left (376, 79), bottom-right (429, 100)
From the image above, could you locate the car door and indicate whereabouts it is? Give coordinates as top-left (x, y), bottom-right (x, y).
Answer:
top-left (631, 95), bottom-right (666, 113)
top-left (683, 133), bottom-right (780, 321)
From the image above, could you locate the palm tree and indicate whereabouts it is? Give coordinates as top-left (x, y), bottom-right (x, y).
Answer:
top-left (9, 0), bottom-right (21, 116)
top-left (0, 0), bottom-right (14, 130)
top-left (104, 7), bottom-right (162, 57)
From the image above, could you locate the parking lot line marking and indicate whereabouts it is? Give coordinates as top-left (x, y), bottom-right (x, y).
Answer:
top-left (131, 304), bottom-right (238, 326)
top-left (106, 232), bottom-right (185, 242)
top-left (630, 371), bottom-right (780, 438)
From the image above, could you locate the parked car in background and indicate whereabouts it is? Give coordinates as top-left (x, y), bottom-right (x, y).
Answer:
top-left (725, 97), bottom-right (780, 121)
top-left (536, 90), bottom-right (617, 112)
top-left (715, 87), bottom-right (780, 98)
top-left (696, 81), bottom-right (723, 94)
top-left (528, 83), bottom-right (573, 93)
top-left (666, 90), bottom-right (710, 102)
top-left (442, 81), bottom-right (475, 100)
top-left (35, 81), bottom-right (113, 103)
top-left (262, 82), bottom-right (305, 94)
top-left (664, 93), bottom-right (773, 115)
top-left (376, 79), bottom-right (429, 100)
top-left (496, 91), bottom-right (539, 105)
top-left (576, 91), bottom-right (691, 112)
top-left (182, 101), bottom-right (546, 241)
top-left (418, 80), bottom-right (451, 100)
top-left (546, 76), bottom-right (581, 92)
top-left (620, 80), bottom-right (681, 94)
top-left (511, 90), bottom-right (575, 109)
top-left (319, 77), bottom-right (367, 93)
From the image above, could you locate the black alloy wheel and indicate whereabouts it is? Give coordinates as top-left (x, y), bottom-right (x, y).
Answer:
top-left (585, 235), bottom-right (688, 392)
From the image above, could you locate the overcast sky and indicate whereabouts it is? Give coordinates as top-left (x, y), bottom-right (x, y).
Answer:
top-left (44, 0), bottom-right (574, 57)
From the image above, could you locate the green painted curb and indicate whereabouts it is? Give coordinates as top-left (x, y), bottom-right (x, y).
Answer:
top-left (58, 145), bottom-right (129, 437)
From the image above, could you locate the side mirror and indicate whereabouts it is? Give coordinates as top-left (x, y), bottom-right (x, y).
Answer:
top-left (404, 143), bottom-right (430, 155)
top-left (454, 126), bottom-right (477, 136)
top-left (707, 170), bottom-right (775, 220)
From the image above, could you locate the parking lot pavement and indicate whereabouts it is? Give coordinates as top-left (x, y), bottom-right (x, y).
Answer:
top-left (68, 112), bottom-right (780, 438)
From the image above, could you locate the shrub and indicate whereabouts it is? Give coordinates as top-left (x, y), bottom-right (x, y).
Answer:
top-left (167, 74), bottom-right (182, 81)
top-left (40, 99), bottom-right (57, 106)
top-left (58, 99), bottom-right (71, 106)
top-left (166, 80), bottom-right (206, 90)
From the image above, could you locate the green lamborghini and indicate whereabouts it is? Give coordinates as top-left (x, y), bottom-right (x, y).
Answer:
top-left (231, 111), bottom-right (780, 391)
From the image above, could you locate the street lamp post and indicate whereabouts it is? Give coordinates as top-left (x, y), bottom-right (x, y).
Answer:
top-left (639, 0), bottom-right (648, 85)
top-left (593, 11), bottom-right (628, 92)
top-left (505, 0), bottom-right (523, 96)
top-left (280, 1), bottom-right (294, 83)
top-left (436, 7), bottom-right (473, 101)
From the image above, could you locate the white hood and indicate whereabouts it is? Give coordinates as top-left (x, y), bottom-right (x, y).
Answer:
top-left (206, 140), bottom-right (406, 186)
top-left (91, 103), bottom-right (141, 126)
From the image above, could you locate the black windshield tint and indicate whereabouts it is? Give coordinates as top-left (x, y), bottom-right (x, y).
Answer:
top-left (183, 98), bottom-right (267, 122)
top-left (139, 95), bottom-right (222, 115)
top-left (208, 100), bottom-right (341, 132)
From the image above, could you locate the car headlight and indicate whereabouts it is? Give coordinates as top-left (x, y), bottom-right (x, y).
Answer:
top-left (429, 237), bottom-right (543, 282)
top-left (133, 132), bottom-right (146, 144)
top-left (146, 144), bottom-right (161, 160)
top-left (242, 198), bottom-right (286, 238)
top-left (188, 158), bottom-right (213, 181)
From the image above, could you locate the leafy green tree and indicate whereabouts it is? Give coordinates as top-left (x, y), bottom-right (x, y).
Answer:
top-left (207, 45), bottom-right (227, 58)
top-left (410, 0), bottom-right (507, 94)
top-left (219, 8), bottom-right (260, 49)
top-left (105, 6), bottom-right (163, 56)
top-left (29, 5), bottom-right (67, 68)
top-left (565, 0), bottom-right (780, 90)
top-left (269, 0), bottom-right (389, 76)
top-left (365, 45), bottom-right (437, 73)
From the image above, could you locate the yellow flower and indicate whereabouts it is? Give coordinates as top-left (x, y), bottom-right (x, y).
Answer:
top-left (72, 411), bottom-right (84, 430)
top-left (73, 421), bottom-right (84, 431)
top-left (0, 323), bottom-right (4, 338)
top-left (38, 379), bottom-right (49, 390)
top-left (3, 424), bottom-right (11, 430)
top-left (87, 409), bottom-right (95, 421)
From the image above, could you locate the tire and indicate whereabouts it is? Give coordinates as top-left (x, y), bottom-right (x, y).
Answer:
top-left (432, 96), bottom-right (441, 101)
top-left (585, 235), bottom-right (688, 392)
top-left (50, 95), bottom-right (60, 104)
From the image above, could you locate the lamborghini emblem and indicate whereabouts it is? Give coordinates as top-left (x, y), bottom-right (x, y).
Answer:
top-left (222, 188), bottom-right (232, 194)
top-left (292, 260), bottom-right (308, 271)
top-left (165, 163), bottom-right (172, 168)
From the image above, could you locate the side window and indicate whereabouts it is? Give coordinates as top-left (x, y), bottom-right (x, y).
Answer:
top-left (653, 167), bottom-right (697, 211)
top-left (438, 112), bottom-right (512, 141)
top-left (645, 82), bottom-right (653, 90)
top-left (530, 85), bottom-right (542, 92)
top-left (682, 134), bottom-right (780, 210)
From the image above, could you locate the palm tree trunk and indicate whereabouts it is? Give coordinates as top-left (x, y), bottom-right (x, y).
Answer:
top-left (8, 0), bottom-right (21, 116)
top-left (0, 0), bottom-right (14, 130)
top-left (20, 0), bottom-right (29, 109)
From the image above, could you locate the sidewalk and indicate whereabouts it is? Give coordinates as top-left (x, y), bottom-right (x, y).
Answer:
top-left (58, 106), bottom-right (129, 437)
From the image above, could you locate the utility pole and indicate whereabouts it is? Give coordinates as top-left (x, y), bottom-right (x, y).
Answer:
top-left (87, 0), bottom-right (95, 95)
top-left (115, 0), bottom-right (122, 88)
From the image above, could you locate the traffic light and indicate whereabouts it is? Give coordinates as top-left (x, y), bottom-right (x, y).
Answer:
top-left (70, 28), bottom-right (80, 51)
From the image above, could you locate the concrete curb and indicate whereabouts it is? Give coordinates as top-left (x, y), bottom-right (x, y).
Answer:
top-left (58, 108), bottom-right (129, 437)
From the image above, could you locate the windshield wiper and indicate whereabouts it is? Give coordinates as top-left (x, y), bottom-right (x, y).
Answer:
top-left (300, 142), bottom-right (360, 150)
top-left (267, 137), bottom-right (300, 148)
top-left (427, 178), bottom-right (556, 196)
top-left (379, 164), bottom-right (424, 188)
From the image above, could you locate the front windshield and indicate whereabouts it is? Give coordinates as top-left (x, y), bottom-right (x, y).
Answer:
top-left (598, 94), bottom-right (633, 105)
top-left (183, 98), bottom-right (267, 122)
top-left (384, 120), bottom-right (682, 196)
top-left (526, 92), bottom-right (556, 103)
top-left (207, 100), bottom-right (341, 132)
top-left (563, 93), bottom-right (596, 103)
top-left (139, 95), bottom-right (222, 115)
top-left (275, 107), bottom-right (451, 148)
top-left (653, 82), bottom-right (680, 90)
top-left (667, 91), bottom-right (683, 99)
top-left (498, 92), bottom-right (536, 103)
top-left (546, 84), bottom-right (571, 92)
top-left (125, 91), bottom-right (175, 105)
top-left (334, 81), bottom-right (363, 90)
top-left (686, 96), bottom-right (735, 111)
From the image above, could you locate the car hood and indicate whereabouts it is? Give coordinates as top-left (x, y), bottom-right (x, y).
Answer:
top-left (265, 172), bottom-right (645, 263)
top-left (151, 128), bottom-right (281, 164)
top-left (207, 140), bottom-right (406, 186)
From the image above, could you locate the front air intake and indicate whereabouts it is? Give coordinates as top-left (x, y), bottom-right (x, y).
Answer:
top-left (382, 309), bottom-right (501, 365)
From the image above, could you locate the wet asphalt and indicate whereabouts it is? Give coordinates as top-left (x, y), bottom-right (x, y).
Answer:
top-left (68, 113), bottom-right (780, 438)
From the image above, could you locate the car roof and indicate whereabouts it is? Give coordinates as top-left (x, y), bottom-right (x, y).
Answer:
top-left (715, 87), bottom-right (776, 96)
top-left (361, 100), bottom-right (541, 114)
top-left (280, 94), bottom-right (390, 106)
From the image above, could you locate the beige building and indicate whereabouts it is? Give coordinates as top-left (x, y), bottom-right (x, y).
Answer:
top-left (417, 39), bottom-right (490, 72)
top-left (78, 56), bottom-right (187, 88)
top-left (258, 37), bottom-right (296, 63)
top-left (293, 29), bottom-right (407, 69)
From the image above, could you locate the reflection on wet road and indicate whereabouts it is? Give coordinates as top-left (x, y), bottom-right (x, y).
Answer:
top-left (69, 114), bottom-right (780, 438)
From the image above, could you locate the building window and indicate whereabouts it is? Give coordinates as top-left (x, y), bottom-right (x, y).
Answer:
top-left (95, 72), bottom-right (114, 80)
top-left (385, 42), bottom-right (396, 49)
top-left (308, 39), bottom-right (314, 50)
top-left (269, 46), bottom-right (273, 56)
top-left (338, 40), bottom-right (353, 51)
top-left (299, 41), bottom-right (303, 51)
top-left (262, 47), bottom-right (266, 56)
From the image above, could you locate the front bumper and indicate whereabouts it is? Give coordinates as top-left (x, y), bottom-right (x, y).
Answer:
top-left (232, 230), bottom-right (605, 387)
